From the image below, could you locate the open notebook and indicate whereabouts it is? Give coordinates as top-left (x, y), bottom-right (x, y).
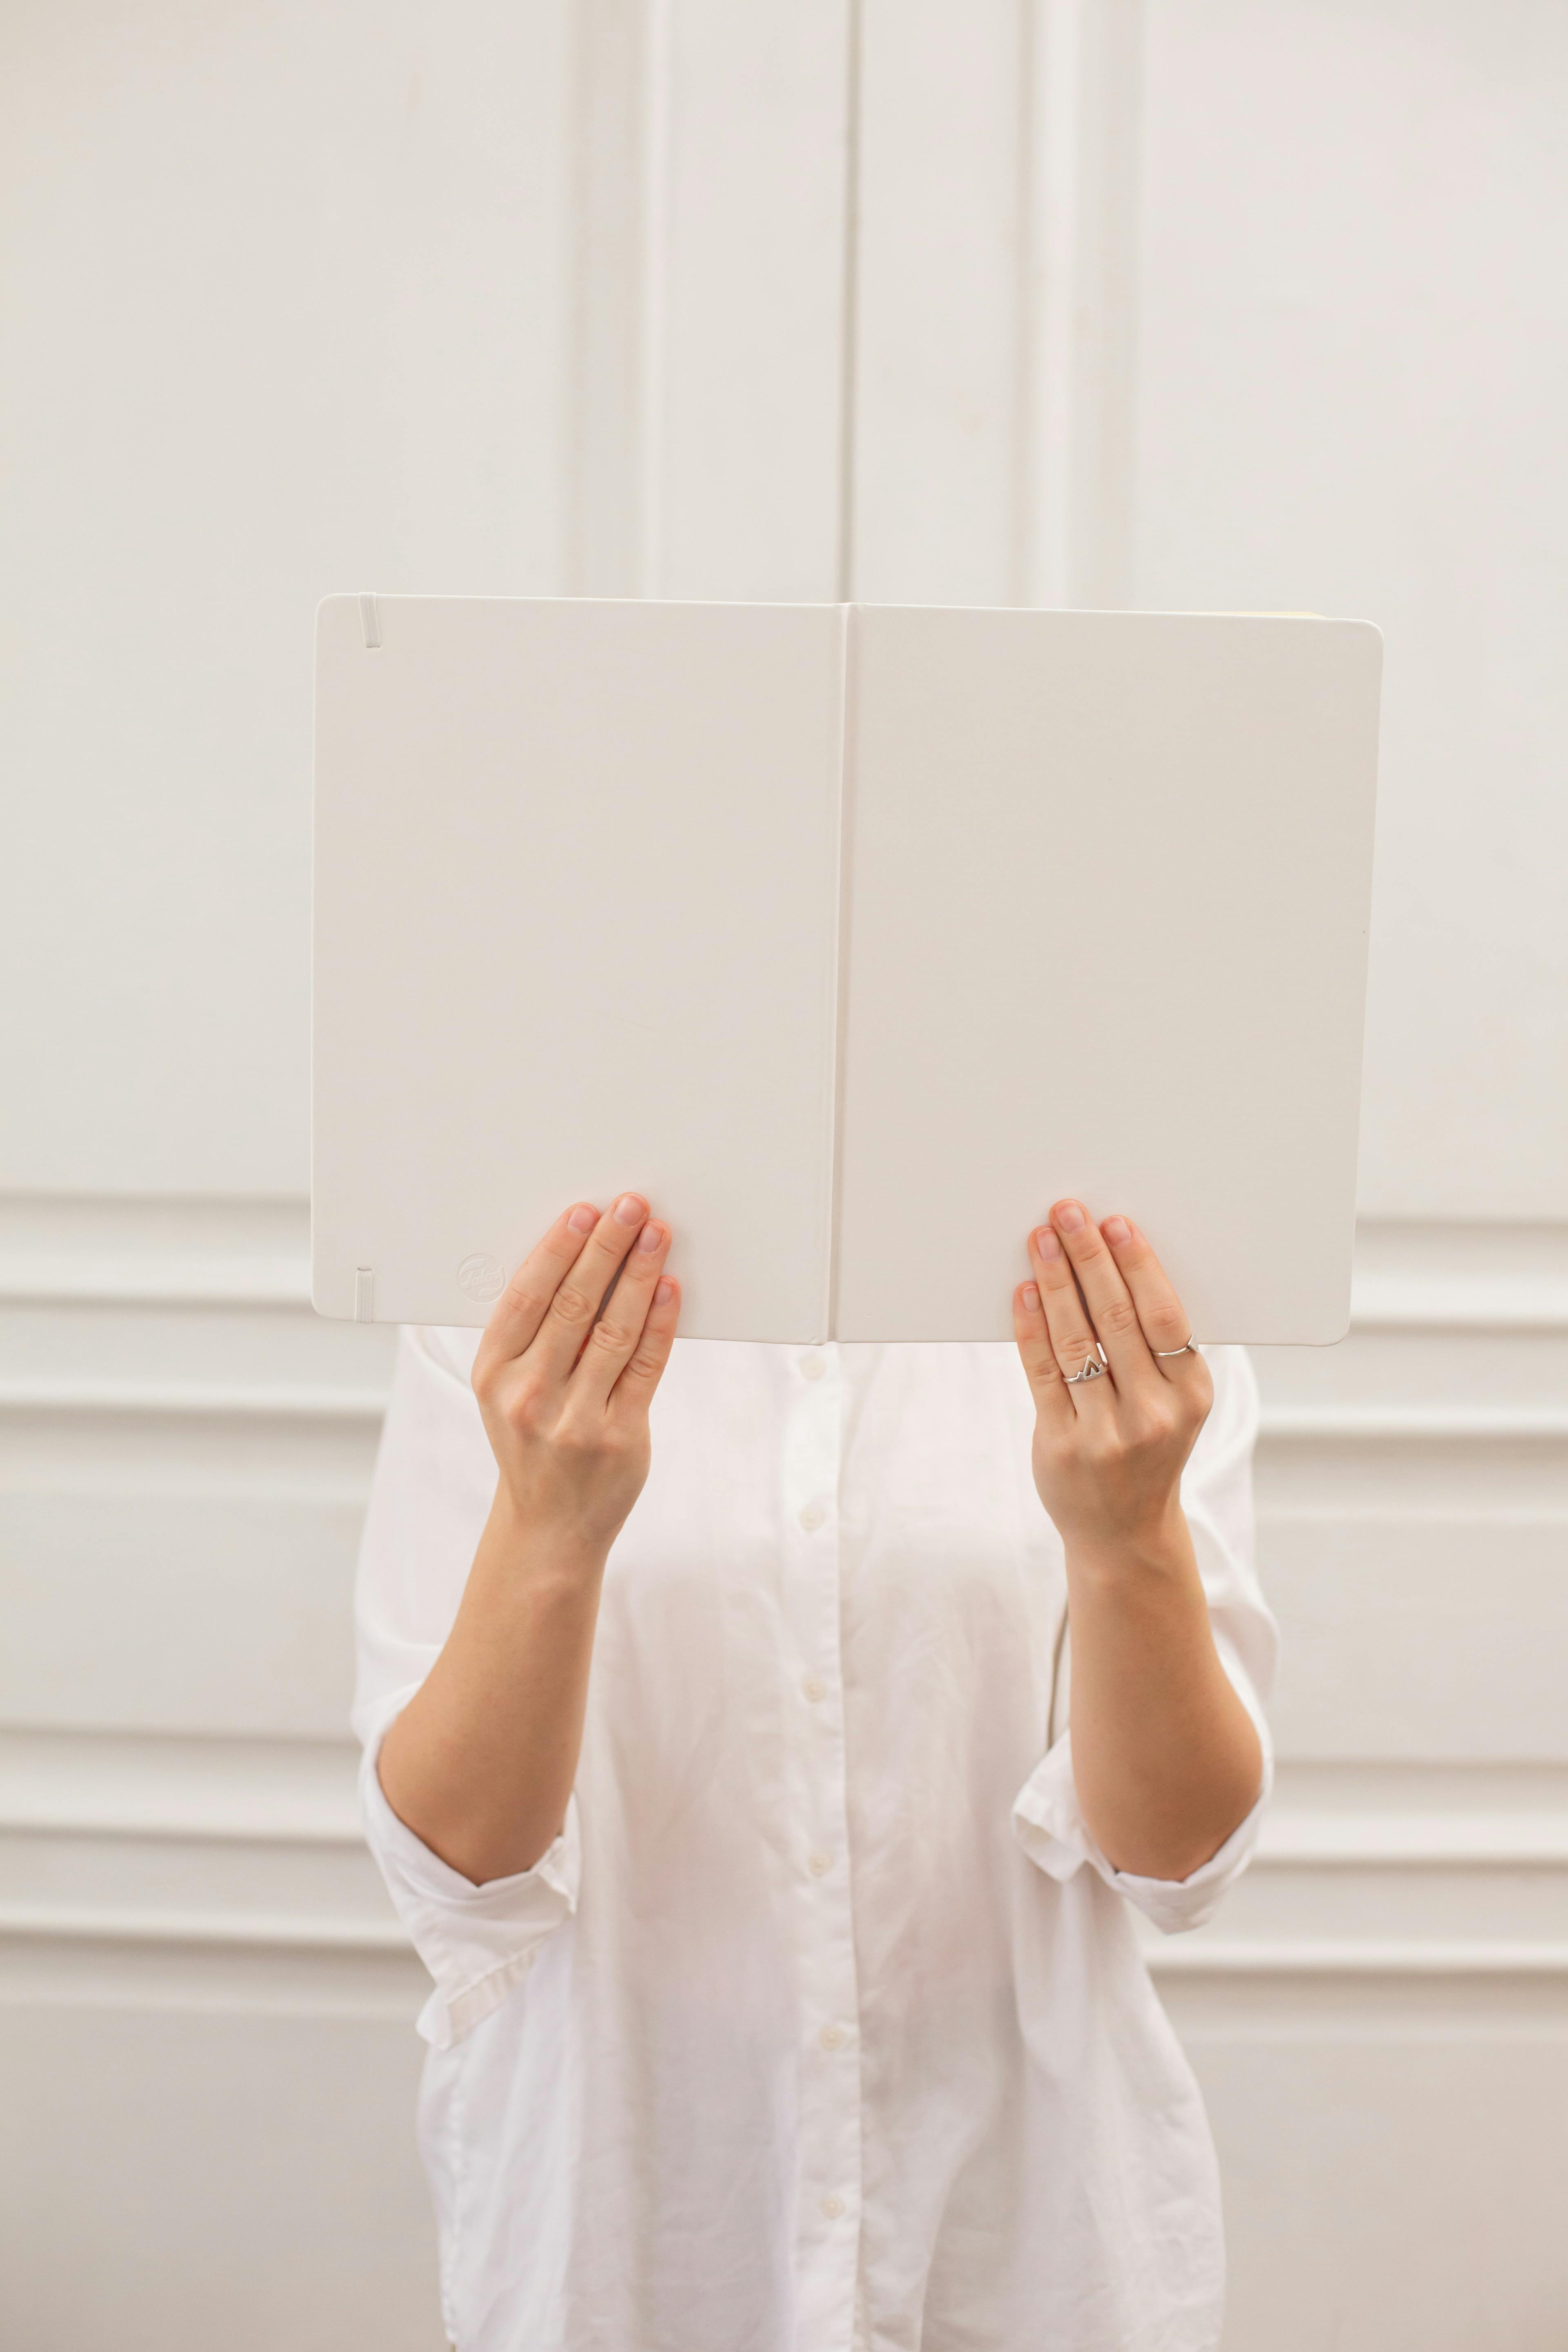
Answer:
top-left (312, 597), bottom-right (1381, 1343)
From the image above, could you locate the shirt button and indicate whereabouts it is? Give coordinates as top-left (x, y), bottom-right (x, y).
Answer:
top-left (800, 1355), bottom-right (826, 1381)
top-left (818, 2022), bottom-right (846, 2051)
top-left (821, 2192), bottom-right (845, 2220)
top-left (802, 1674), bottom-right (826, 1703)
top-left (799, 1502), bottom-right (825, 1532)
top-left (808, 1851), bottom-right (832, 1877)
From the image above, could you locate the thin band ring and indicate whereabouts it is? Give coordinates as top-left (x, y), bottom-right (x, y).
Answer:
top-left (1154, 1336), bottom-right (1198, 1358)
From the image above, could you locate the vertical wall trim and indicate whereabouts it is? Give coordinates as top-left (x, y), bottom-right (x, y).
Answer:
top-left (835, 0), bottom-right (864, 606)
top-left (1071, 0), bottom-right (1143, 606)
top-left (1009, 0), bottom-right (1036, 607)
top-left (1019, 0), bottom-right (1143, 608)
top-left (1022, 0), bottom-right (1082, 607)
top-left (565, 5), bottom-right (598, 596)
top-left (564, 0), bottom-right (648, 596)
top-left (825, 603), bottom-right (860, 1338)
top-left (638, 0), bottom-right (674, 596)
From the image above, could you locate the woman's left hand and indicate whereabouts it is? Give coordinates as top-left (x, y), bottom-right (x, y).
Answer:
top-left (1013, 1201), bottom-right (1263, 1881)
top-left (1013, 1201), bottom-right (1214, 1563)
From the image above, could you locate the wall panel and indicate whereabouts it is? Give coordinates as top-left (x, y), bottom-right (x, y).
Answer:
top-left (651, 0), bottom-right (853, 599)
top-left (845, 7), bottom-right (1568, 2332)
top-left (851, 0), bottom-right (1026, 603)
top-left (1134, 0), bottom-right (1568, 1219)
top-left (0, 0), bottom-right (576, 1201)
top-left (0, 2007), bottom-right (439, 2352)
top-left (2, 3), bottom-right (1563, 2346)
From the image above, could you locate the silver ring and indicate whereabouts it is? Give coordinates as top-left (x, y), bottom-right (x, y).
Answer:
top-left (1154, 1336), bottom-right (1198, 1358)
top-left (1063, 1350), bottom-right (1107, 1385)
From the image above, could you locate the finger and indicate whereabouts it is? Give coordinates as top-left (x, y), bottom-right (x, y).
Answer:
top-left (570, 1218), bottom-right (671, 1403)
top-left (529, 1193), bottom-right (651, 1378)
top-left (1013, 1280), bottom-right (1074, 1431)
top-left (474, 1201), bottom-right (600, 1376)
top-left (1048, 1198), bottom-right (1158, 1389)
top-left (611, 1273), bottom-right (681, 1409)
top-left (1028, 1223), bottom-right (1110, 1409)
top-left (1099, 1216), bottom-right (1203, 1379)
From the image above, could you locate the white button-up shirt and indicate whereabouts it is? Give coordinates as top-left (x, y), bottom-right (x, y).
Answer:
top-left (354, 1328), bottom-right (1278, 2352)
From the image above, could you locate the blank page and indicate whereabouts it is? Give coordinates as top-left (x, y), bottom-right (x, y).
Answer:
top-left (832, 608), bottom-right (1381, 1343)
top-left (313, 596), bottom-right (843, 1336)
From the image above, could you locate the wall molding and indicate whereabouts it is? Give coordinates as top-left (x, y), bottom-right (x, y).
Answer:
top-left (1149, 1938), bottom-right (1568, 1979)
top-left (2, 1199), bottom-right (1562, 1318)
top-left (7, 1735), bottom-right (1568, 1866)
top-left (2, 1196), bottom-right (1566, 2013)
top-left (0, 1254), bottom-right (311, 1308)
top-left (0, 1381), bottom-right (386, 1421)
top-left (0, 1904), bottom-right (406, 1956)
top-left (7, 1384), bottom-right (1564, 1445)
top-left (1259, 1405), bottom-right (1568, 1443)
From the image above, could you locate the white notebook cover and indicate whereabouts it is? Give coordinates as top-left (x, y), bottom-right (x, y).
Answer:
top-left (312, 596), bottom-right (1381, 1343)
top-left (833, 607), bottom-right (1383, 1341)
top-left (312, 596), bottom-right (843, 1337)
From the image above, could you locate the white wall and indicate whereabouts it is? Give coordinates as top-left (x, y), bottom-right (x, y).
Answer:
top-left (2, 4), bottom-right (1565, 2346)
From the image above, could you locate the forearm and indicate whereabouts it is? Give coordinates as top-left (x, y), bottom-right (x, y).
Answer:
top-left (376, 1486), bottom-right (608, 1884)
top-left (1062, 1506), bottom-right (1263, 1882)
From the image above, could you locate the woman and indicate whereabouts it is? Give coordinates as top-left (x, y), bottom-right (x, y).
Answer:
top-left (354, 1192), bottom-right (1277, 2352)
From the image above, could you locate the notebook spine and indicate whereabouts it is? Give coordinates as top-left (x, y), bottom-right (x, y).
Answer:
top-left (824, 604), bottom-right (858, 1344)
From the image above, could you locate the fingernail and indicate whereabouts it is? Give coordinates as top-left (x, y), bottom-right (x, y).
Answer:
top-left (1034, 1225), bottom-right (1062, 1263)
top-left (1054, 1201), bottom-right (1085, 1233)
top-left (654, 1277), bottom-right (675, 1305)
top-left (1021, 1281), bottom-right (1040, 1310)
top-left (637, 1220), bottom-right (664, 1253)
top-left (613, 1193), bottom-right (646, 1226)
top-left (1102, 1216), bottom-right (1130, 1246)
top-left (568, 1204), bottom-right (598, 1234)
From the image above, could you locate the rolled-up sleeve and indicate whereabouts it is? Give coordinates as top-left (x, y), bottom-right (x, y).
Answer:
top-left (1011, 1343), bottom-right (1280, 1934)
top-left (352, 1325), bottom-right (581, 2047)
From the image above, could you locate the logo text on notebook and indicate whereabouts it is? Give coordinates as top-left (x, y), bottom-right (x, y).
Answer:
top-left (457, 1254), bottom-right (506, 1304)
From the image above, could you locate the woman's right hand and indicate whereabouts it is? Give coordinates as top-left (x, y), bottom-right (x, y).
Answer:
top-left (471, 1194), bottom-right (680, 1559)
top-left (379, 1196), bottom-right (678, 1882)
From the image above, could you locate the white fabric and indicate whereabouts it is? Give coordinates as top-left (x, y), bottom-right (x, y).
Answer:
top-left (354, 1329), bottom-right (1278, 2352)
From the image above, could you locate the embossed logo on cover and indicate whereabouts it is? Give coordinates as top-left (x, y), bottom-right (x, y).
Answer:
top-left (457, 1252), bottom-right (506, 1303)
